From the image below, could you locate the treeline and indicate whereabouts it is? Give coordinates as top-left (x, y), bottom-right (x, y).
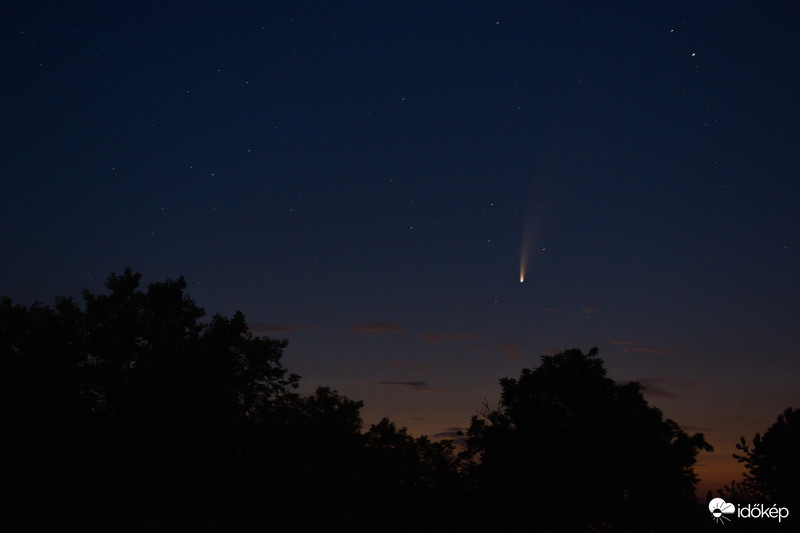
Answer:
top-left (1, 270), bottom-right (796, 532)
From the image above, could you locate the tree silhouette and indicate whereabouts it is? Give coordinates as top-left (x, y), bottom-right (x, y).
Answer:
top-left (724, 407), bottom-right (800, 508)
top-left (2, 269), bottom-right (310, 529)
top-left (7, 274), bottom-right (728, 531)
top-left (462, 347), bottom-right (712, 532)
top-left (362, 417), bottom-right (464, 530)
top-left (261, 386), bottom-right (368, 531)
top-left (2, 269), bottom-right (467, 532)
top-left (2, 295), bottom-right (91, 528)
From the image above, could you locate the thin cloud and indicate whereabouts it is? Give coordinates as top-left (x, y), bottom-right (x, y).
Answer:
top-left (422, 332), bottom-right (473, 343)
top-left (498, 342), bottom-right (522, 361)
top-left (377, 381), bottom-right (432, 391)
top-left (635, 377), bottom-right (701, 399)
top-left (350, 321), bottom-right (405, 334)
top-left (249, 322), bottom-right (323, 335)
top-left (249, 322), bottom-right (297, 334)
top-left (432, 430), bottom-right (463, 439)
top-left (624, 346), bottom-right (676, 355)
top-left (612, 338), bottom-right (676, 354)
top-left (637, 378), bottom-right (678, 399)
top-left (432, 427), bottom-right (467, 445)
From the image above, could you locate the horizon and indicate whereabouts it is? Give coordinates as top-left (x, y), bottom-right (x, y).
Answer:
top-left (0, 269), bottom-right (780, 498)
top-left (3, 1), bottom-right (799, 506)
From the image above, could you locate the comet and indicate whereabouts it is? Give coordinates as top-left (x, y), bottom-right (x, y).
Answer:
top-left (519, 239), bottom-right (529, 282)
top-left (519, 202), bottom-right (537, 284)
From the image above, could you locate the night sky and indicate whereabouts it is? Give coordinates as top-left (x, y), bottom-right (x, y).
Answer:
top-left (3, 1), bottom-right (799, 495)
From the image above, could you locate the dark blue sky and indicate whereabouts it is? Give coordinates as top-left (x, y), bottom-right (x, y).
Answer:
top-left (3, 1), bottom-right (799, 493)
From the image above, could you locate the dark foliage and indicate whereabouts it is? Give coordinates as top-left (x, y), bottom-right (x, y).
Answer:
top-left (3, 270), bottom-right (302, 530)
top-left (722, 407), bottom-right (800, 510)
top-left (1, 269), bottom-right (462, 532)
top-left (8, 273), bottom-right (774, 532)
top-left (462, 347), bottom-right (712, 532)
top-left (362, 417), bottom-right (465, 529)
